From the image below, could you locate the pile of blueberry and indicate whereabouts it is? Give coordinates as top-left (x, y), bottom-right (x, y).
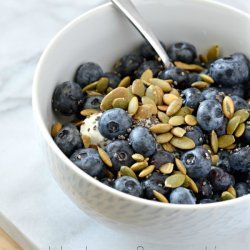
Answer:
top-left (51, 41), bottom-right (250, 204)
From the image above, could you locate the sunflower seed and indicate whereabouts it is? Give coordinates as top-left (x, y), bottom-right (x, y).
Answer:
top-left (80, 109), bottom-right (99, 116)
top-left (169, 116), bottom-right (185, 126)
top-left (210, 130), bottom-right (218, 154)
top-left (130, 161), bottom-right (148, 172)
top-left (218, 135), bottom-right (235, 148)
top-left (96, 77), bottom-right (109, 93)
top-left (162, 142), bottom-right (176, 153)
top-left (211, 154), bottom-right (219, 166)
top-left (163, 93), bottom-right (178, 105)
top-left (153, 190), bottom-right (169, 203)
top-left (118, 76), bottom-right (131, 87)
top-left (112, 97), bottom-right (129, 110)
top-left (145, 85), bottom-right (158, 103)
top-left (174, 61), bottom-right (205, 71)
top-left (140, 68), bottom-right (153, 82)
top-left (149, 78), bottom-right (172, 92)
top-left (132, 154), bottom-right (145, 162)
top-left (165, 173), bottom-right (186, 188)
top-left (156, 132), bottom-right (173, 144)
top-left (221, 191), bottom-right (235, 201)
top-left (81, 134), bottom-right (91, 148)
top-left (159, 163), bottom-right (174, 174)
top-left (222, 96), bottom-right (234, 119)
top-left (227, 186), bottom-right (236, 198)
top-left (199, 74), bottom-right (214, 84)
top-left (51, 122), bottom-right (62, 137)
top-left (207, 44), bottom-right (220, 61)
top-left (157, 111), bottom-right (169, 123)
top-left (166, 98), bottom-right (183, 116)
top-left (171, 127), bottom-right (186, 137)
top-left (184, 114), bottom-right (197, 126)
top-left (150, 124), bottom-right (173, 134)
top-left (170, 136), bottom-right (195, 149)
top-left (233, 109), bottom-right (249, 123)
top-left (191, 81), bottom-right (210, 89)
top-left (128, 96), bottom-right (139, 116)
top-left (132, 79), bottom-right (145, 97)
top-left (139, 165), bottom-right (155, 178)
top-left (175, 158), bottom-right (187, 175)
top-left (227, 116), bottom-right (241, 135)
top-left (235, 123), bottom-right (245, 137)
top-left (157, 105), bottom-right (168, 112)
top-left (134, 104), bottom-right (158, 119)
top-left (120, 166), bottom-right (137, 179)
top-left (98, 146), bottom-right (112, 167)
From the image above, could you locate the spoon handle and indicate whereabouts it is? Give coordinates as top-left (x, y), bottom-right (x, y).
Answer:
top-left (111, 0), bottom-right (171, 68)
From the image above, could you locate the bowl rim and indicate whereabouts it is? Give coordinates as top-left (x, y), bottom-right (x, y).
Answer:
top-left (32, 0), bottom-right (250, 210)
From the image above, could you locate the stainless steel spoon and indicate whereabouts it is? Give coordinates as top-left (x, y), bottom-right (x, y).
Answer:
top-left (111, 0), bottom-right (171, 68)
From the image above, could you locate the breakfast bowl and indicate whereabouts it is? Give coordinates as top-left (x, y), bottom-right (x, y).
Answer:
top-left (32, 0), bottom-right (250, 246)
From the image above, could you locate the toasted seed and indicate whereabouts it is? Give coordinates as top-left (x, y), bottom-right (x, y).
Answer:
top-left (174, 61), bottom-right (205, 71)
top-left (118, 76), bottom-right (131, 87)
top-left (187, 176), bottom-right (199, 193)
top-left (106, 87), bottom-right (113, 93)
top-left (159, 163), bottom-right (174, 174)
top-left (199, 54), bottom-right (208, 63)
top-left (100, 87), bottom-right (129, 111)
top-left (132, 79), bottom-right (145, 97)
top-left (224, 143), bottom-right (236, 150)
top-left (140, 68), bottom-right (153, 82)
top-left (128, 96), bottom-right (139, 116)
top-left (233, 109), bottom-right (249, 123)
top-left (96, 77), bottom-right (109, 93)
top-left (97, 146), bottom-right (112, 167)
top-left (130, 161), bottom-right (148, 172)
top-left (154, 85), bottom-right (164, 105)
top-left (157, 111), bottom-right (169, 123)
top-left (222, 96), bottom-right (234, 119)
top-left (141, 96), bottom-right (156, 106)
top-left (176, 107), bottom-right (193, 117)
top-left (80, 109), bottom-right (99, 116)
top-left (184, 114), bottom-right (197, 126)
top-left (149, 78), bottom-right (172, 92)
top-left (218, 135), bottom-right (235, 148)
top-left (221, 191), bottom-right (235, 201)
top-left (171, 127), bottom-right (186, 137)
top-left (170, 136), bottom-right (195, 150)
top-left (191, 81), bottom-right (210, 89)
top-left (81, 134), bottom-right (91, 148)
top-left (235, 123), bottom-right (246, 137)
top-left (139, 165), bottom-right (155, 178)
top-left (132, 153), bottom-right (145, 162)
top-left (112, 97), bottom-right (129, 110)
top-left (105, 169), bottom-right (114, 179)
top-left (86, 90), bottom-right (102, 96)
top-left (158, 105), bottom-right (168, 112)
top-left (227, 116), bottom-right (241, 135)
top-left (162, 142), bottom-right (176, 153)
top-left (51, 122), bottom-right (62, 137)
top-left (120, 166), bottom-right (137, 179)
top-left (211, 154), bottom-right (219, 166)
top-left (202, 144), bottom-right (213, 154)
top-left (165, 173), bottom-right (186, 188)
top-left (156, 132), bottom-right (173, 144)
top-left (117, 171), bottom-right (122, 178)
top-left (145, 85), bottom-right (158, 103)
top-left (133, 104), bottom-right (157, 119)
top-left (227, 186), bottom-right (236, 198)
top-left (150, 124), bottom-right (173, 134)
top-left (207, 44), bottom-right (220, 61)
top-left (153, 190), bottom-right (169, 203)
top-left (127, 85), bottom-right (135, 101)
top-left (175, 158), bottom-right (187, 175)
top-left (199, 74), bottom-right (214, 84)
top-left (210, 130), bottom-right (218, 154)
top-left (169, 116), bottom-right (185, 126)
top-left (170, 88), bottom-right (180, 97)
top-left (167, 98), bottom-right (183, 116)
top-left (163, 93), bottom-right (178, 105)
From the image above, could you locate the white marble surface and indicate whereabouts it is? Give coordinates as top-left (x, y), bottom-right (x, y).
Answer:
top-left (0, 0), bottom-right (250, 249)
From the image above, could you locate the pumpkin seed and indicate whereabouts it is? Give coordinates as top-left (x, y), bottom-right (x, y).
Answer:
top-left (139, 165), bottom-right (155, 178)
top-left (118, 76), bottom-right (131, 87)
top-left (170, 136), bottom-right (195, 150)
top-left (171, 127), bottom-right (186, 137)
top-left (157, 111), bottom-right (169, 123)
top-left (154, 85), bottom-right (164, 105)
top-left (100, 87), bottom-right (129, 111)
top-left (174, 61), bottom-right (205, 71)
top-left (176, 107), bottom-right (193, 117)
top-left (224, 143), bottom-right (236, 150)
top-left (112, 98), bottom-right (129, 110)
top-left (165, 173), bottom-right (186, 188)
top-left (157, 105), bottom-right (168, 112)
top-left (227, 116), bottom-right (241, 135)
top-left (162, 142), bottom-right (176, 153)
top-left (199, 54), bottom-right (208, 63)
top-left (132, 79), bottom-right (145, 97)
top-left (153, 190), bottom-right (169, 203)
top-left (86, 90), bottom-right (102, 96)
top-left (150, 124), bottom-right (173, 134)
top-left (133, 104), bottom-right (157, 119)
top-left (222, 96), bottom-right (234, 119)
top-left (166, 98), bottom-right (183, 116)
top-left (170, 88), bottom-right (180, 97)
top-left (128, 96), bottom-right (139, 116)
top-left (140, 68), bottom-right (153, 82)
top-left (221, 191), bottom-right (235, 201)
top-left (163, 93), bottom-right (178, 105)
top-left (191, 81), bottom-right (210, 89)
top-left (51, 122), bottom-right (62, 137)
top-left (96, 77), bottom-right (109, 93)
top-left (81, 134), bottom-right (91, 148)
top-left (233, 109), bottom-right (249, 123)
top-left (141, 96), bottom-right (157, 106)
top-left (117, 171), bottom-right (122, 178)
top-left (235, 123), bottom-right (245, 137)
top-left (175, 158), bottom-right (187, 175)
top-left (227, 186), bottom-right (236, 198)
top-left (218, 135), bottom-right (235, 148)
top-left (184, 114), bottom-right (197, 126)
top-left (130, 161), bottom-right (148, 172)
top-left (120, 166), bottom-right (137, 179)
top-left (98, 146), bottom-right (112, 167)
top-left (82, 81), bottom-right (98, 92)
top-left (207, 44), bottom-right (220, 61)
top-left (169, 116), bottom-right (185, 126)
top-left (127, 85), bottom-right (134, 101)
top-left (211, 154), bottom-right (219, 166)
top-left (156, 132), bottom-right (173, 144)
top-left (186, 175), bottom-right (199, 193)
top-left (80, 109), bottom-right (99, 116)
top-left (145, 85), bottom-right (158, 103)
top-left (159, 163), bottom-right (174, 174)
top-left (149, 78), bottom-right (172, 92)
top-left (132, 153), bottom-right (145, 162)
top-left (106, 87), bottom-right (113, 93)
top-left (105, 169), bottom-right (114, 179)
top-left (210, 130), bottom-right (218, 154)
top-left (199, 74), bottom-right (214, 84)
top-left (202, 144), bottom-right (213, 154)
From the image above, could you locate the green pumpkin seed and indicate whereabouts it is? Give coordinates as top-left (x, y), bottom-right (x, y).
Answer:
top-left (154, 85), bottom-right (164, 105)
top-left (132, 79), bottom-right (145, 97)
top-left (170, 136), bottom-right (195, 149)
top-left (235, 123), bottom-right (245, 137)
top-left (106, 87), bottom-right (113, 93)
top-left (162, 143), bottom-right (176, 153)
top-left (127, 85), bottom-right (135, 101)
top-left (80, 109), bottom-right (99, 116)
top-left (145, 85), bottom-right (158, 104)
top-left (118, 76), bottom-right (131, 87)
top-left (227, 186), bottom-right (236, 198)
top-left (223, 96), bottom-right (234, 119)
top-left (105, 169), bottom-right (115, 179)
top-left (165, 173), bottom-right (186, 188)
top-left (156, 132), bottom-right (173, 144)
top-left (120, 166), bottom-right (137, 179)
top-left (153, 190), bottom-right (169, 203)
top-left (140, 68), bottom-right (153, 82)
top-left (86, 90), bottom-right (103, 96)
top-left (175, 158), bottom-right (187, 175)
top-left (157, 111), bottom-right (169, 123)
top-left (221, 191), bottom-right (235, 201)
top-left (149, 78), bottom-right (172, 92)
top-left (159, 163), bottom-right (174, 174)
top-left (133, 104), bottom-right (157, 119)
top-left (191, 81), bottom-right (210, 90)
top-left (227, 116), bottom-right (241, 135)
top-left (132, 154), bottom-right (145, 162)
top-left (211, 154), bottom-right (219, 166)
top-left (150, 124), bottom-right (173, 134)
top-left (141, 96), bottom-right (156, 106)
top-left (207, 44), bottom-right (220, 61)
top-left (112, 98), bottom-right (129, 110)
top-left (96, 77), bottom-right (109, 93)
top-left (176, 107), bottom-right (193, 117)
top-left (174, 61), bottom-right (204, 71)
top-left (218, 135), bottom-right (235, 148)
top-left (210, 130), bottom-right (218, 154)
top-left (167, 98), bottom-right (183, 116)
top-left (130, 161), bottom-right (148, 172)
top-left (233, 109), bottom-right (249, 123)
top-left (98, 146), bottom-right (112, 167)
top-left (171, 127), bottom-right (186, 137)
top-left (81, 134), bottom-right (91, 148)
top-left (186, 175), bottom-right (199, 193)
top-left (163, 93), bottom-right (178, 105)
top-left (139, 165), bottom-right (155, 178)
top-left (82, 81), bottom-right (98, 92)
top-left (184, 114), bottom-right (197, 126)
top-left (199, 54), bottom-right (208, 63)
top-left (51, 122), bottom-right (62, 137)
top-left (169, 116), bottom-right (185, 126)
top-left (170, 88), bottom-right (180, 97)
top-left (128, 96), bottom-right (139, 116)
top-left (199, 74), bottom-right (214, 84)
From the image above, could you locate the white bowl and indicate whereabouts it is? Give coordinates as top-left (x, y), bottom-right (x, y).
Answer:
top-left (33, 0), bottom-right (250, 246)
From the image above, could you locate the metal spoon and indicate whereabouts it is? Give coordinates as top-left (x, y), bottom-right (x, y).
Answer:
top-left (111, 0), bottom-right (171, 68)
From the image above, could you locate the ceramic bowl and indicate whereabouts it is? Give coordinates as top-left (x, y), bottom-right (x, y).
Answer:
top-left (33, 0), bottom-right (250, 246)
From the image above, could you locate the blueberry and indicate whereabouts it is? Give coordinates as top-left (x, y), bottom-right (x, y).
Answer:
top-left (199, 199), bottom-right (216, 204)
top-left (229, 147), bottom-right (250, 172)
top-left (98, 108), bottom-right (132, 139)
top-left (231, 52), bottom-right (250, 79)
top-left (166, 42), bottom-right (197, 63)
top-left (209, 56), bottom-right (249, 86)
top-left (182, 87), bottom-right (204, 109)
top-left (129, 126), bottom-right (156, 157)
top-left (215, 116), bottom-right (228, 136)
top-left (149, 150), bottom-right (174, 169)
top-left (52, 81), bottom-right (84, 116)
top-left (103, 72), bottom-right (121, 89)
top-left (169, 187), bottom-right (196, 204)
top-left (201, 87), bottom-right (224, 102)
top-left (216, 150), bottom-right (231, 172)
top-left (114, 54), bottom-right (143, 77)
top-left (231, 95), bottom-right (250, 111)
top-left (142, 172), bottom-right (170, 200)
top-left (158, 67), bottom-right (190, 89)
top-left (75, 62), bottom-right (103, 88)
top-left (184, 126), bottom-right (205, 146)
top-left (208, 167), bottom-right (235, 192)
top-left (181, 147), bottom-right (211, 179)
top-left (235, 182), bottom-right (249, 197)
top-left (100, 178), bottom-right (114, 188)
top-left (54, 124), bottom-right (83, 157)
top-left (197, 100), bottom-right (224, 131)
top-left (140, 41), bottom-right (167, 60)
top-left (135, 60), bottom-right (162, 79)
top-left (114, 176), bottom-right (143, 197)
top-left (105, 140), bottom-right (134, 172)
top-left (80, 95), bottom-right (103, 110)
top-left (188, 72), bottom-right (202, 85)
top-left (241, 122), bottom-right (250, 144)
top-left (217, 84), bottom-right (244, 98)
top-left (70, 148), bottom-right (105, 178)
top-left (197, 179), bottom-right (213, 198)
